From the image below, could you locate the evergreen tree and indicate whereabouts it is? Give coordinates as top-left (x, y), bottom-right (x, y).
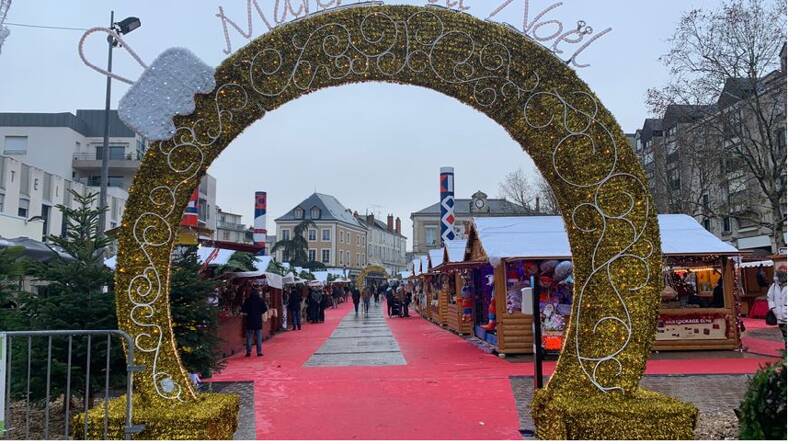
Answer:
top-left (5, 190), bottom-right (125, 401)
top-left (169, 247), bottom-right (225, 378)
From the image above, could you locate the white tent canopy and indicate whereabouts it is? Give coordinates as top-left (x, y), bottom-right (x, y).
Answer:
top-left (253, 255), bottom-right (274, 272)
top-left (428, 248), bottom-right (445, 269)
top-left (472, 214), bottom-right (739, 267)
top-left (444, 239), bottom-right (468, 263)
top-left (197, 246), bottom-right (237, 266)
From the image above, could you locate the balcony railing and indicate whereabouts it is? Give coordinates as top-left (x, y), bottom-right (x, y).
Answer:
top-left (73, 152), bottom-right (144, 161)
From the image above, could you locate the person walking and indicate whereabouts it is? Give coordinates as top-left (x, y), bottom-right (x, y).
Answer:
top-left (288, 286), bottom-right (302, 331)
top-left (373, 285), bottom-right (379, 304)
top-left (386, 285), bottom-right (395, 316)
top-left (351, 285), bottom-right (361, 316)
top-left (241, 287), bottom-right (267, 357)
top-left (767, 268), bottom-right (787, 342)
top-left (363, 288), bottom-right (371, 316)
top-left (402, 285), bottom-right (412, 318)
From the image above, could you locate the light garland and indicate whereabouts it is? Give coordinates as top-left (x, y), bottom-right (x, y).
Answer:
top-left (114, 3), bottom-right (694, 439)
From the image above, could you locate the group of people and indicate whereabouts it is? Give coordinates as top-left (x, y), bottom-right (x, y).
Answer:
top-left (240, 280), bottom-right (418, 357)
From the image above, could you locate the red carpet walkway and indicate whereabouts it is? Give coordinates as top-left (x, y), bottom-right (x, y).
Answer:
top-left (210, 303), bottom-right (780, 439)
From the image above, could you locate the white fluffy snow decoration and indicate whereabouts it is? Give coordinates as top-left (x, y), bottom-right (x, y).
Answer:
top-left (118, 47), bottom-right (216, 141)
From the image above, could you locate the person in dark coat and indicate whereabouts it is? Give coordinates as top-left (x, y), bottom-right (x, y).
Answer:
top-left (288, 286), bottom-right (302, 330)
top-left (386, 285), bottom-right (395, 316)
top-left (241, 288), bottom-right (268, 357)
top-left (308, 288), bottom-right (320, 323)
top-left (351, 286), bottom-right (361, 316)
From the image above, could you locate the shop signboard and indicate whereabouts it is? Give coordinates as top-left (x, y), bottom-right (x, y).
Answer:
top-left (656, 314), bottom-right (727, 341)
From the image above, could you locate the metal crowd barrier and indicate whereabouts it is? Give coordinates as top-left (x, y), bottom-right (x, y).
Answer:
top-left (1, 330), bottom-right (143, 440)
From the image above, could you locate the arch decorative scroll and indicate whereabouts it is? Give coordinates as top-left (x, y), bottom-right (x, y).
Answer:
top-left (115, 3), bottom-right (696, 439)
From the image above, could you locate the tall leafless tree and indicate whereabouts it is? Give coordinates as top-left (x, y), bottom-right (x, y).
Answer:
top-left (647, 0), bottom-right (786, 250)
top-left (497, 168), bottom-right (560, 215)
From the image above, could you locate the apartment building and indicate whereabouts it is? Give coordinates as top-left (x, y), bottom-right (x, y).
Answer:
top-left (633, 46), bottom-right (787, 253)
top-left (0, 110), bottom-right (217, 238)
top-left (0, 154), bottom-right (126, 240)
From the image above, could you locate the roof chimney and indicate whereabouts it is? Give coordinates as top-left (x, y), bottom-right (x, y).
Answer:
top-left (387, 214), bottom-right (394, 231)
top-left (395, 218), bottom-right (401, 234)
top-left (367, 214), bottom-right (375, 225)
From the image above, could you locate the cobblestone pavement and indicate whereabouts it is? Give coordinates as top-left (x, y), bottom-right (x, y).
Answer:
top-left (304, 307), bottom-right (406, 367)
top-left (209, 381), bottom-right (255, 440)
top-left (510, 374), bottom-right (750, 438)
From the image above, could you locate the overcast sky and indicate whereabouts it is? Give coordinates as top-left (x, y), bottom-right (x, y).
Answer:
top-left (1, 0), bottom-right (722, 246)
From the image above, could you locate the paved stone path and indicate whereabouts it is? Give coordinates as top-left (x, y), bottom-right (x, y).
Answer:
top-left (305, 308), bottom-right (406, 367)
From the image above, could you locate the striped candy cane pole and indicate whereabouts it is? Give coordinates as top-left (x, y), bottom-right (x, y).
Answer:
top-left (254, 191), bottom-right (267, 255)
top-left (440, 167), bottom-right (456, 243)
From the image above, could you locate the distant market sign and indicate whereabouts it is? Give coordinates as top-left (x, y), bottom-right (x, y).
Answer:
top-left (215, 0), bottom-right (611, 67)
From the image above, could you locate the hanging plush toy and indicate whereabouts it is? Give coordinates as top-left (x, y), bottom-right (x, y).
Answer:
top-left (461, 273), bottom-right (474, 322)
top-left (481, 274), bottom-right (497, 331)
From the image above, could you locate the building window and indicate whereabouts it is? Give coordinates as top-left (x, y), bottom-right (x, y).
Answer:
top-left (20, 164), bottom-right (30, 196)
top-left (0, 193), bottom-right (4, 212)
top-left (339, 251), bottom-right (343, 264)
top-left (322, 229), bottom-right (330, 241)
top-left (308, 229), bottom-right (317, 241)
top-left (310, 207), bottom-right (321, 219)
top-left (4, 136), bottom-right (28, 155)
top-left (425, 226), bottom-right (437, 246)
top-left (346, 251), bottom-right (351, 266)
top-left (723, 217), bottom-right (731, 233)
top-left (293, 207), bottom-right (304, 219)
top-left (88, 176), bottom-right (124, 188)
top-left (282, 229), bottom-right (290, 241)
top-left (322, 249), bottom-right (330, 264)
top-left (703, 218), bottom-right (711, 231)
top-left (18, 198), bottom-right (29, 218)
top-left (347, 232), bottom-right (351, 244)
top-left (308, 249), bottom-right (316, 262)
top-left (222, 231), bottom-right (230, 241)
top-left (95, 145), bottom-right (126, 160)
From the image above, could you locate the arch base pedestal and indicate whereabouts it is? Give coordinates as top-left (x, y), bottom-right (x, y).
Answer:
top-left (532, 387), bottom-right (698, 440)
top-left (72, 392), bottom-right (239, 440)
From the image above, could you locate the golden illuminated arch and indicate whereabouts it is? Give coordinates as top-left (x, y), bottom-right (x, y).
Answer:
top-left (115, 4), bottom-right (694, 438)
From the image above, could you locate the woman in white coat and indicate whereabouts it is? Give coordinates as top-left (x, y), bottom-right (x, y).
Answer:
top-left (767, 269), bottom-right (787, 342)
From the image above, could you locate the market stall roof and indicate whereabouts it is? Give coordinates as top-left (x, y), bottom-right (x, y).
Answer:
top-left (312, 271), bottom-right (331, 282)
top-left (197, 246), bottom-right (237, 266)
top-left (253, 255), bottom-right (274, 272)
top-left (472, 214), bottom-right (739, 267)
top-left (105, 247), bottom-right (241, 270)
top-left (739, 259), bottom-right (773, 268)
top-left (428, 248), bottom-right (445, 269)
top-left (443, 239), bottom-right (468, 263)
top-left (399, 271), bottom-right (411, 279)
top-left (409, 258), bottom-right (421, 275)
top-left (420, 256), bottom-right (430, 273)
top-left (0, 236), bottom-right (74, 262)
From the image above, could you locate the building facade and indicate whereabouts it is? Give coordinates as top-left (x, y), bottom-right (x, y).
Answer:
top-left (275, 193), bottom-right (367, 270)
top-left (410, 190), bottom-right (530, 255)
top-left (356, 213), bottom-right (407, 275)
top-left (0, 110), bottom-right (217, 239)
top-left (215, 207), bottom-right (251, 245)
top-left (634, 48), bottom-right (787, 253)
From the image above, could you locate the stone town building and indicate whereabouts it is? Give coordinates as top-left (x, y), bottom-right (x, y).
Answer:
top-left (409, 191), bottom-right (530, 256)
top-left (275, 193), bottom-right (367, 270)
top-left (356, 212), bottom-right (407, 276)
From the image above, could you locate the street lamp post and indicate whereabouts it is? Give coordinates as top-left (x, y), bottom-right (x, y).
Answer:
top-left (98, 11), bottom-right (140, 233)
